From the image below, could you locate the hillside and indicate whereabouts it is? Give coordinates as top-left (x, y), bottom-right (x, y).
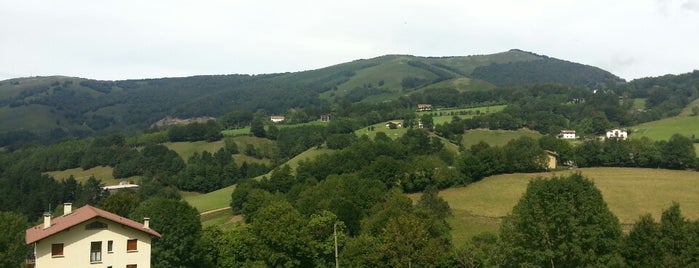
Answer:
top-left (430, 167), bottom-right (699, 244)
top-left (0, 50), bottom-right (622, 146)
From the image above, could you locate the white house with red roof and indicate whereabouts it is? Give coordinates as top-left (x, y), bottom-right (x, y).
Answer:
top-left (26, 203), bottom-right (160, 268)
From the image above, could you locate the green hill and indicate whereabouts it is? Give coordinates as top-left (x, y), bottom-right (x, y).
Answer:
top-left (0, 50), bottom-right (622, 146)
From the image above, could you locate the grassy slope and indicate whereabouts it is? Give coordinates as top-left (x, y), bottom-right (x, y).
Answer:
top-left (631, 116), bottom-right (699, 141)
top-left (184, 146), bottom-right (337, 212)
top-left (45, 166), bottom-right (138, 186)
top-left (424, 105), bottom-right (507, 125)
top-left (428, 167), bottom-right (699, 245)
top-left (164, 140), bottom-right (225, 161)
top-left (461, 128), bottom-right (542, 148)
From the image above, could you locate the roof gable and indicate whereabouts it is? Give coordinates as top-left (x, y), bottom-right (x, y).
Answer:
top-left (26, 205), bottom-right (160, 244)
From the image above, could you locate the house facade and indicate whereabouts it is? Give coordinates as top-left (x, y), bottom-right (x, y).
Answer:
top-left (558, 130), bottom-right (577, 139)
top-left (417, 104), bottom-right (432, 111)
top-left (26, 203), bottom-right (160, 268)
top-left (270, 116), bottom-right (285, 123)
top-left (606, 128), bottom-right (628, 140)
top-left (545, 150), bottom-right (558, 170)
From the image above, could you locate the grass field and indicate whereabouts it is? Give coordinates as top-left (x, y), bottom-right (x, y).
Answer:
top-left (184, 184), bottom-right (237, 212)
top-left (45, 166), bottom-right (136, 186)
top-left (461, 128), bottom-right (542, 148)
top-left (630, 116), bottom-right (699, 141)
top-left (221, 128), bottom-right (251, 136)
top-left (427, 167), bottom-right (699, 245)
top-left (164, 140), bottom-right (225, 161)
top-left (421, 105), bottom-right (507, 125)
top-left (354, 123), bottom-right (409, 140)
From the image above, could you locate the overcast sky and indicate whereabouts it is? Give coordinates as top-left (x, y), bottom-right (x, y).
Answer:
top-left (1, 0), bottom-right (698, 81)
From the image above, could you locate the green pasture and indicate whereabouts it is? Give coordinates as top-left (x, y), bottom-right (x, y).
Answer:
top-left (630, 116), bottom-right (699, 141)
top-left (354, 122), bottom-right (409, 140)
top-left (221, 127), bottom-right (251, 136)
top-left (164, 140), bottom-right (225, 162)
top-left (428, 167), bottom-right (699, 245)
top-left (680, 98), bottom-right (699, 116)
top-left (46, 166), bottom-right (135, 186)
top-left (184, 184), bottom-right (237, 213)
top-left (461, 129), bottom-right (542, 148)
top-left (420, 77), bottom-right (496, 92)
top-left (425, 105), bottom-right (507, 125)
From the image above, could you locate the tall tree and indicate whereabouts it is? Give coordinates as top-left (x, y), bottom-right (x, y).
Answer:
top-left (250, 117), bottom-right (266, 138)
top-left (661, 134), bottom-right (696, 169)
top-left (130, 198), bottom-right (209, 268)
top-left (0, 211), bottom-right (27, 268)
top-left (500, 173), bottom-right (623, 267)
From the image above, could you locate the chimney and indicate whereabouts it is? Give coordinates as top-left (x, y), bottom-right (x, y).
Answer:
top-left (43, 212), bottom-right (52, 229)
top-left (143, 217), bottom-right (150, 229)
top-left (63, 203), bottom-right (72, 215)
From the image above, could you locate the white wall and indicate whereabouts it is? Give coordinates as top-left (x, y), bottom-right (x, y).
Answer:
top-left (34, 219), bottom-right (153, 268)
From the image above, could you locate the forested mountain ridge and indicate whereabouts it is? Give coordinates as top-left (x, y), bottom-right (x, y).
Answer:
top-left (0, 49), bottom-right (623, 145)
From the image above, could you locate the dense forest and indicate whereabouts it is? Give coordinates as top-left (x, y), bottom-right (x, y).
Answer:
top-left (1, 51), bottom-right (699, 267)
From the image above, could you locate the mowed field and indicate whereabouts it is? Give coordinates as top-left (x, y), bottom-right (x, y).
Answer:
top-left (45, 166), bottom-right (135, 186)
top-left (433, 167), bottom-right (699, 245)
top-left (461, 128), bottom-right (542, 148)
top-left (631, 115), bottom-right (699, 141)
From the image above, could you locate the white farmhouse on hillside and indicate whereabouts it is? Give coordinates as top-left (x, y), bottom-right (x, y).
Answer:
top-left (270, 116), bottom-right (285, 123)
top-left (606, 128), bottom-right (628, 140)
top-left (558, 130), bottom-right (577, 139)
top-left (26, 203), bottom-right (160, 268)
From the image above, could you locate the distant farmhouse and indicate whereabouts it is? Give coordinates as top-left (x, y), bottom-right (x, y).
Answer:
top-left (558, 130), bottom-right (577, 140)
top-left (417, 104), bottom-right (432, 111)
top-left (606, 128), bottom-right (628, 140)
top-left (386, 121), bottom-right (403, 128)
top-left (103, 181), bottom-right (139, 194)
top-left (270, 116), bottom-right (285, 123)
top-left (26, 203), bottom-right (160, 268)
top-left (320, 114), bottom-right (331, 122)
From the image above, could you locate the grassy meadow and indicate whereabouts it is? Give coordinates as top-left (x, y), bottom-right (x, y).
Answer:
top-left (631, 116), bottom-right (699, 141)
top-left (45, 166), bottom-right (136, 186)
top-left (426, 167), bottom-right (699, 245)
top-left (185, 184), bottom-right (237, 213)
top-left (461, 128), bottom-right (542, 148)
top-left (164, 140), bottom-right (225, 161)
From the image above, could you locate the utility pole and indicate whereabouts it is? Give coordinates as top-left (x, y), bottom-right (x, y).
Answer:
top-left (334, 222), bottom-right (339, 268)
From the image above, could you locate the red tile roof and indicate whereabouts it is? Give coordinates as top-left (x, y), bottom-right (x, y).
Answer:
top-left (26, 205), bottom-right (160, 244)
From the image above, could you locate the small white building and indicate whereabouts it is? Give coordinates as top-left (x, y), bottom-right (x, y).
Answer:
top-left (558, 130), bottom-right (577, 140)
top-left (606, 129), bottom-right (628, 140)
top-left (103, 181), bottom-right (139, 194)
top-left (270, 116), bottom-right (285, 123)
top-left (26, 203), bottom-right (160, 268)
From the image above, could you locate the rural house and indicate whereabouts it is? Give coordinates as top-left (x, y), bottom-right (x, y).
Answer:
top-left (606, 128), bottom-right (628, 140)
top-left (558, 130), bottom-right (577, 140)
top-left (386, 121), bottom-right (403, 128)
top-left (270, 116), bottom-right (285, 123)
top-left (545, 150), bottom-right (558, 170)
top-left (417, 103), bottom-right (432, 111)
top-left (320, 114), bottom-right (330, 122)
top-left (26, 203), bottom-right (160, 268)
top-left (102, 181), bottom-right (140, 194)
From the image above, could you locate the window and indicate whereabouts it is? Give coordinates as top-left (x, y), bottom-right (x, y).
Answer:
top-left (107, 240), bottom-right (113, 252)
top-left (51, 243), bottom-right (64, 257)
top-left (126, 239), bottom-right (137, 251)
top-left (90, 241), bottom-right (102, 262)
top-left (126, 265), bottom-right (137, 268)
